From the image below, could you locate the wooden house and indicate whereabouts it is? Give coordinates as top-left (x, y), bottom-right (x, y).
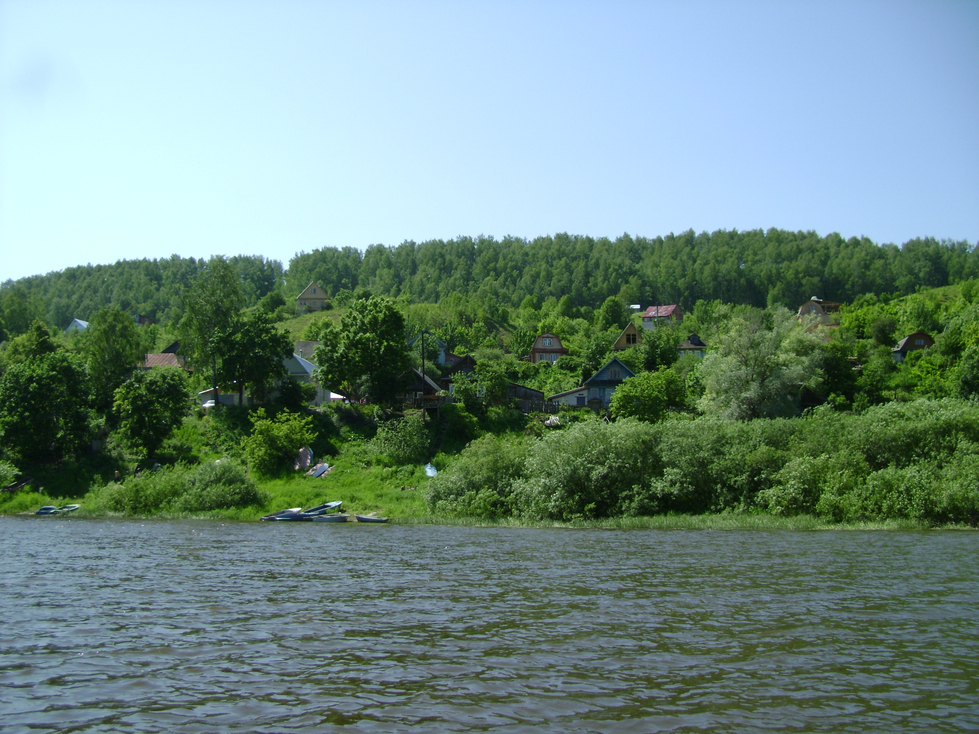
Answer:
top-left (892, 331), bottom-right (934, 363)
top-left (548, 357), bottom-right (635, 410)
top-left (641, 305), bottom-right (682, 330)
top-left (529, 333), bottom-right (569, 364)
top-left (611, 322), bottom-right (641, 350)
top-left (296, 283), bottom-right (329, 313)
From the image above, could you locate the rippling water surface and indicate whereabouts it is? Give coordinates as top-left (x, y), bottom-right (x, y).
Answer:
top-left (2, 517), bottom-right (977, 732)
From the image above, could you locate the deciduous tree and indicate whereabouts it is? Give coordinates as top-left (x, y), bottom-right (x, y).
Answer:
top-left (312, 296), bottom-right (410, 404)
top-left (113, 367), bottom-right (191, 459)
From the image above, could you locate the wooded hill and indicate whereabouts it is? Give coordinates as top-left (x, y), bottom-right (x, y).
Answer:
top-left (2, 229), bottom-right (977, 335)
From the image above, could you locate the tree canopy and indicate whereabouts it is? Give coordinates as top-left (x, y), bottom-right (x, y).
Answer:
top-left (312, 296), bottom-right (411, 404)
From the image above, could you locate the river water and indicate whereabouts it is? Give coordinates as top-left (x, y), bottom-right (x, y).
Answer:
top-left (1, 517), bottom-right (977, 733)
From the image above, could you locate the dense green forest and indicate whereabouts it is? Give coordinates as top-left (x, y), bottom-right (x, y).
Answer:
top-left (2, 229), bottom-right (977, 336)
top-left (1, 229), bottom-right (977, 527)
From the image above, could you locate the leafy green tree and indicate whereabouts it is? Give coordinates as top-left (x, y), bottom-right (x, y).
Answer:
top-left (0, 319), bottom-right (60, 368)
top-left (696, 308), bottom-right (822, 420)
top-left (113, 367), bottom-right (191, 459)
top-left (0, 351), bottom-right (92, 464)
top-left (312, 296), bottom-right (411, 404)
top-left (595, 296), bottom-right (628, 331)
top-left (219, 312), bottom-right (293, 404)
top-left (81, 305), bottom-right (149, 414)
top-left (370, 413), bottom-right (430, 465)
top-left (0, 284), bottom-right (44, 340)
top-left (610, 367), bottom-right (686, 422)
top-left (178, 257), bottom-right (245, 400)
top-left (242, 409), bottom-right (315, 476)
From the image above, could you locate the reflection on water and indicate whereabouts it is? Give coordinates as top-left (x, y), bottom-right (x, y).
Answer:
top-left (2, 518), bottom-right (977, 732)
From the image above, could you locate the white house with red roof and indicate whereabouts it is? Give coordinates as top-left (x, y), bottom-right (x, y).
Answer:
top-left (641, 305), bottom-right (682, 330)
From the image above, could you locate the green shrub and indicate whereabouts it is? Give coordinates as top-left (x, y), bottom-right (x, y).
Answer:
top-left (759, 450), bottom-right (869, 517)
top-left (242, 409), bottom-right (316, 477)
top-left (0, 490), bottom-right (50, 514)
top-left (173, 460), bottom-right (264, 511)
top-left (930, 443), bottom-right (979, 525)
top-left (512, 419), bottom-right (661, 520)
top-left (0, 460), bottom-right (19, 487)
top-left (439, 403), bottom-right (480, 446)
top-left (370, 413), bottom-right (430, 465)
top-left (85, 460), bottom-right (263, 515)
top-left (426, 434), bottom-right (528, 518)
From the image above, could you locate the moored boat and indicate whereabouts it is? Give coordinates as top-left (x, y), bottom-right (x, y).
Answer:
top-left (354, 514), bottom-right (389, 523)
top-left (310, 513), bottom-right (349, 523)
top-left (260, 501), bottom-right (342, 521)
top-left (35, 504), bottom-right (80, 515)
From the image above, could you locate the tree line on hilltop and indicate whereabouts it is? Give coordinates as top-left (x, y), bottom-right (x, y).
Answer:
top-left (2, 229), bottom-right (977, 337)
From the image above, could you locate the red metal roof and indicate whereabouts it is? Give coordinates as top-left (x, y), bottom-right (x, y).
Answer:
top-left (642, 305), bottom-right (680, 318)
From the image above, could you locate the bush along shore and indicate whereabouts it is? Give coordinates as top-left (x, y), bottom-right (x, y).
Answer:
top-left (2, 398), bottom-right (977, 529)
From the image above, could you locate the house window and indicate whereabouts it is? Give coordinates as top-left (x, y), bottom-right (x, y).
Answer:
top-left (543, 338), bottom-right (552, 347)
top-left (610, 368), bottom-right (620, 380)
top-left (550, 353), bottom-right (558, 363)
top-left (626, 333), bottom-right (637, 345)
top-left (576, 395), bottom-right (585, 407)
top-left (915, 338), bottom-right (924, 346)
top-left (312, 288), bottom-right (317, 294)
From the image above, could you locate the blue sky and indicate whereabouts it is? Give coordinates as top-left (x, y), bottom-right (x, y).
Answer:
top-left (1, 0), bottom-right (977, 282)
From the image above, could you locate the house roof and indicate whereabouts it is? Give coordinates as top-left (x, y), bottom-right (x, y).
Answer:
top-left (508, 382), bottom-right (544, 399)
top-left (679, 334), bottom-right (707, 349)
top-left (297, 282), bottom-right (327, 300)
top-left (294, 340), bottom-right (321, 361)
top-left (893, 332), bottom-right (934, 352)
top-left (143, 353), bottom-right (188, 370)
top-left (641, 305), bottom-right (680, 318)
top-left (584, 357), bottom-right (635, 385)
top-left (284, 353), bottom-right (317, 377)
top-left (547, 386), bottom-right (587, 401)
top-left (404, 368), bottom-right (441, 392)
top-left (531, 333), bottom-right (569, 350)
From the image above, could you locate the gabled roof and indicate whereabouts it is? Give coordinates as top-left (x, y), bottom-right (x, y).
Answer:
top-left (893, 331), bottom-right (934, 352)
top-left (641, 305), bottom-right (681, 319)
top-left (408, 330), bottom-right (448, 351)
top-left (679, 334), bottom-right (707, 349)
top-left (531, 332), bottom-right (568, 350)
top-left (297, 282), bottom-right (327, 300)
top-left (443, 354), bottom-right (477, 376)
top-left (142, 353), bottom-right (189, 370)
top-left (547, 386), bottom-right (588, 401)
top-left (284, 353), bottom-right (317, 378)
top-left (404, 368), bottom-right (441, 393)
top-left (585, 357), bottom-right (635, 385)
top-left (294, 340), bottom-right (321, 361)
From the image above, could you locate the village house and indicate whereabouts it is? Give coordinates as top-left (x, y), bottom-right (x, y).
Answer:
top-left (611, 322), bottom-right (641, 350)
top-left (142, 341), bottom-right (191, 371)
top-left (892, 331), bottom-right (934, 363)
top-left (641, 305), bottom-right (682, 330)
top-left (296, 282), bottom-right (329, 313)
top-left (528, 333), bottom-right (569, 364)
top-left (797, 297), bottom-right (842, 325)
top-left (678, 334), bottom-right (707, 359)
top-left (548, 357), bottom-right (635, 411)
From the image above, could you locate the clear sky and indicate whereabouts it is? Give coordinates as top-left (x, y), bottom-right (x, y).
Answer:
top-left (1, 0), bottom-right (977, 283)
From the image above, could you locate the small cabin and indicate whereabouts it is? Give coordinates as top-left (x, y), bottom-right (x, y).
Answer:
top-left (529, 333), bottom-right (569, 364)
top-left (892, 331), bottom-right (934, 363)
top-left (641, 305), bottom-right (682, 330)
